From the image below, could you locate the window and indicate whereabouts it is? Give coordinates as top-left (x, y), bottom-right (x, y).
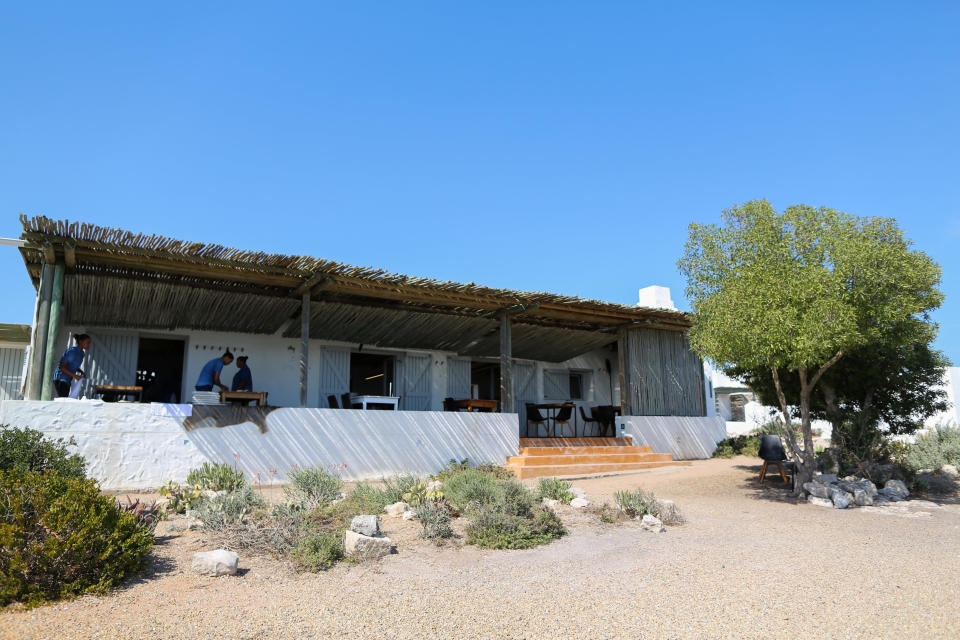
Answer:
top-left (568, 372), bottom-right (584, 400)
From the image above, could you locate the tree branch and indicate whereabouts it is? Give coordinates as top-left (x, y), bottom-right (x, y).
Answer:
top-left (809, 350), bottom-right (844, 390)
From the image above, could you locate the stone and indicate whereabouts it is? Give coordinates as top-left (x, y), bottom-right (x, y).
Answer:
top-left (384, 501), bottom-right (408, 517)
top-left (402, 510), bottom-right (418, 521)
top-left (570, 487), bottom-right (587, 500)
top-left (541, 498), bottom-right (560, 510)
top-left (344, 530), bottom-right (392, 560)
top-left (853, 488), bottom-right (873, 507)
top-left (883, 479), bottom-right (910, 500)
top-left (639, 514), bottom-right (665, 532)
top-left (878, 488), bottom-right (904, 502)
top-left (653, 498), bottom-right (680, 524)
top-left (570, 497), bottom-right (591, 508)
top-left (350, 515), bottom-right (379, 537)
top-left (814, 473), bottom-right (838, 484)
top-left (426, 480), bottom-right (443, 492)
top-left (191, 550), bottom-right (238, 577)
top-left (803, 482), bottom-right (831, 499)
top-left (807, 495), bottom-right (834, 508)
top-left (829, 487), bottom-right (854, 509)
top-left (941, 464), bottom-right (958, 479)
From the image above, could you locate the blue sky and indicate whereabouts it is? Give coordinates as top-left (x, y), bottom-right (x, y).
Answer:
top-left (1, 3), bottom-right (958, 362)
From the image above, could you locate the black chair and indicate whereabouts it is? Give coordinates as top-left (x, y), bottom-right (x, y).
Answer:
top-left (594, 405), bottom-right (618, 438)
top-left (327, 395), bottom-right (340, 409)
top-left (552, 404), bottom-right (575, 438)
top-left (579, 406), bottom-right (600, 436)
top-left (341, 393), bottom-right (357, 409)
top-left (758, 434), bottom-right (793, 484)
top-left (525, 404), bottom-right (547, 438)
top-left (443, 397), bottom-right (457, 412)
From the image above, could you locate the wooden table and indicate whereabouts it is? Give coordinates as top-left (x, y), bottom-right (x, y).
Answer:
top-left (220, 391), bottom-right (269, 407)
top-left (94, 385), bottom-right (143, 402)
top-left (450, 398), bottom-right (498, 412)
top-left (351, 395), bottom-right (400, 410)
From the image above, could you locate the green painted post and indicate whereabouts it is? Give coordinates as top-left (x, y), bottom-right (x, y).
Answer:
top-left (40, 263), bottom-right (65, 401)
top-left (28, 263), bottom-right (54, 400)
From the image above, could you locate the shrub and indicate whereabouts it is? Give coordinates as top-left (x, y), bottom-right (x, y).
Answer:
top-left (415, 501), bottom-right (453, 542)
top-left (465, 503), bottom-right (565, 549)
top-left (346, 481), bottom-right (392, 513)
top-left (442, 469), bottom-right (500, 511)
top-left (0, 426), bottom-right (86, 478)
top-left (158, 480), bottom-right (204, 514)
top-left (196, 486), bottom-right (266, 530)
top-left (0, 470), bottom-right (153, 606)
top-left (474, 464), bottom-right (516, 480)
top-left (614, 488), bottom-right (684, 525)
top-left (292, 531), bottom-right (344, 571)
top-left (284, 465), bottom-right (344, 509)
top-left (433, 458), bottom-right (469, 481)
top-left (117, 497), bottom-right (164, 533)
top-left (712, 434), bottom-right (760, 458)
top-left (535, 477), bottom-right (574, 503)
top-left (186, 462), bottom-right (245, 492)
top-left (380, 473), bottom-right (423, 504)
top-left (899, 424), bottom-right (960, 472)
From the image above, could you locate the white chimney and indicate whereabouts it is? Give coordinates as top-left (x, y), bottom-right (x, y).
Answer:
top-left (637, 285), bottom-right (676, 310)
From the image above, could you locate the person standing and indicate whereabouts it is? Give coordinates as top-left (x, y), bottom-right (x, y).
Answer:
top-left (231, 356), bottom-right (253, 392)
top-left (195, 351), bottom-right (233, 392)
top-left (54, 334), bottom-right (91, 397)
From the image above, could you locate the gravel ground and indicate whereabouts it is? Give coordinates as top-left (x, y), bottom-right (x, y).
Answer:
top-left (3, 458), bottom-right (958, 640)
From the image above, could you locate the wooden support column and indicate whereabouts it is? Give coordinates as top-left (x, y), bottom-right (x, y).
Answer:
top-left (499, 312), bottom-right (514, 414)
top-left (617, 327), bottom-right (633, 416)
top-left (40, 263), bottom-right (65, 401)
top-left (299, 292), bottom-right (310, 407)
top-left (28, 262), bottom-right (54, 400)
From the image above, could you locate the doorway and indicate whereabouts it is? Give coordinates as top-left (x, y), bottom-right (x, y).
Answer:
top-left (137, 337), bottom-right (186, 403)
top-left (470, 362), bottom-right (501, 402)
top-left (349, 352), bottom-right (396, 396)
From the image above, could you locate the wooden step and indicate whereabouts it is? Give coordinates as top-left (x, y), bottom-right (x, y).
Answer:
top-left (507, 453), bottom-right (674, 466)
top-left (519, 437), bottom-right (635, 448)
top-left (519, 445), bottom-right (653, 456)
top-left (506, 460), bottom-right (692, 480)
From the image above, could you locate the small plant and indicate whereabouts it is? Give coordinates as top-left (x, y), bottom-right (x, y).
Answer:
top-left (614, 488), bottom-right (684, 525)
top-left (158, 480), bottom-right (204, 514)
top-left (598, 503), bottom-right (622, 524)
top-left (196, 486), bottom-right (266, 530)
top-left (535, 477), bottom-right (574, 503)
top-left (380, 473), bottom-right (423, 503)
top-left (117, 497), bottom-right (164, 533)
top-left (433, 458), bottom-right (470, 481)
top-left (0, 470), bottom-right (153, 606)
top-left (474, 464), bottom-right (515, 480)
top-left (442, 468), bottom-right (500, 511)
top-left (186, 462), bottom-right (245, 492)
top-left (292, 530), bottom-right (344, 571)
top-left (415, 500), bottom-right (454, 542)
top-left (402, 482), bottom-right (445, 507)
top-left (898, 424), bottom-right (960, 473)
top-left (0, 426), bottom-right (86, 478)
top-left (284, 465), bottom-right (344, 509)
top-left (465, 503), bottom-right (565, 549)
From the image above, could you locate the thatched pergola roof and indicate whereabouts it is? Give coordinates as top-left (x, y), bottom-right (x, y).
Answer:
top-left (17, 215), bottom-right (690, 362)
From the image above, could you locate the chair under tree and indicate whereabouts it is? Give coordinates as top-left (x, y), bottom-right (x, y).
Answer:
top-left (758, 434), bottom-right (793, 484)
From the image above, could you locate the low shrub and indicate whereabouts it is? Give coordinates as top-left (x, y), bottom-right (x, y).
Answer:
top-left (465, 503), bottom-right (565, 549)
top-left (614, 488), bottom-right (684, 525)
top-left (415, 501), bottom-right (454, 542)
top-left (380, 473), bottom-right (423, 504)
top-left (292, 531), bottom-right (344, 571)
top-left (712, 434), bottom-right (760, 458)
top-left (474, 464), bottom-right (515, 480)
top-left (186, 462), bottom-right (245, 492)
top-left (158, 480), bottom-right (204, 514)
top-left (117, 497), bottom-right (164, 533)
top-left (196, 486), bottom-right (266, 530)
top-left (535, 477), bottom-right (574, 503)
top-left (442, 469), bottom-right (500, 511)
top-left (433, 458), bottom-right (470, 481)
top-left (0, 426), bottom-right (86, 478)
top-left (284, 465), bottom-right (344, 509)
top-left (347, 481), bottom-right (393, 513)
top-left (898, 424), bottom-right (960, 473)
top-left (0, 470), bottom-right (153, 606)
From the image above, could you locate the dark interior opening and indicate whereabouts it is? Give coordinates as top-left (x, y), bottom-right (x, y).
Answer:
top-left (349, 352), bottom-right (395, 396)
top-left (470, 362), bottom-right (501, 401)
top-left (137, 337), bottom-right (185, 403)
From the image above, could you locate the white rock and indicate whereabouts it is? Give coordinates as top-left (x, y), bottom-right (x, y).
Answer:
top-left (344, 530), bottom-right (392, 560)
top-left (350, 515), bottom-right (379, 537)
top-left (803, 482), bottom-right (830, 499)
top-left (941, 464), bottom-right (958, 479)
top-left (807, 495), bottom-right (834, 508)
top-left (426, 480), bottom-right (443, 492)
top-left (883, 479), bottom-right (910, 500)
top-left (570, 487), bottom-right (587, 500)
top-left (570, 497), bottom-right (591, 508)
top-left (814, 473), bottom-right (838, 484)
top-left (402, 510), bottom-right (418, 521)
top-left (653, 498), bottom-right (680, 524)
top-left (191, 550), bottom-right (238, 577)
top-left (384, 501), bottom-right (408, 517)
top-left (639, 514), bottom-right (665, 532)
top-left (853, 488), bottom-right (873, 507)
top-left (829, 488), bottom-right (854, 509)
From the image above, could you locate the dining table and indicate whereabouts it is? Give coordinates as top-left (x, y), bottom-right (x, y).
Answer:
top-left (351, 395), bottom-right (400, 410)
top-left (449, 398), bottom-right (498, 412)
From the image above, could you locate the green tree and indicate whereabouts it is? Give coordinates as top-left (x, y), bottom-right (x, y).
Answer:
top-left (678, 200), bottom-right (942, 489)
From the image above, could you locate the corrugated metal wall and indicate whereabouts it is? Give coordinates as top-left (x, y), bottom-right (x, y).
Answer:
top-left (0, 348), bottom-right (26, 402)
top-left (619, 415), bottom-right (726, 459)
top-left (621, 327), bottom-right (705, 417)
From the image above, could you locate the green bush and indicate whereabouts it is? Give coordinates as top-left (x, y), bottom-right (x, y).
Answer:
top-left (158, 480), bottom-right (204, 514)
top-left (614, 488), bottom-right (684, 525)
top-left (380, 473), bottom-right (423, 504)
top-left (346, 481), bottom-right (393, 513)
top-left (196, 486), bottom-right (266, 530)
top-left (442, 468), bottom-right (500, 511)
top-left (465, 503), bottom-right (565, 549)
top-left (292, 530), bottom-right (344, 571)
top-left (899, 424), bottom-right (960, 472)
top-left (415, 501), bottom-right (453, 542)
top-left (284, 465), bottom-right (344, 509)
top-left (0, 426), bottom-right (86, 478)
top-left (712, 434), bottom-right (760, 458)
top-left (0, 470), bottom-right (153, 606)
top-left (535, 477), bottom-right (574, 503)
top-left (186, 462), bottom-right (245, 492)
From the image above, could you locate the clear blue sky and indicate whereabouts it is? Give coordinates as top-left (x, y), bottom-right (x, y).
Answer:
top-left (1, 3), bottom-right (957, 362)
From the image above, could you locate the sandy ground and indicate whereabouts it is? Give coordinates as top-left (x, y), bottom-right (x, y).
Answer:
top-left (3, 457), bottom-right (959, 640)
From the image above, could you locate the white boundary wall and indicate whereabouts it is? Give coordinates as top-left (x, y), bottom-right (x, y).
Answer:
top-left (0, 400), bottom-right (519, 490)
top-left (618, 415), bottom-right (727, 460)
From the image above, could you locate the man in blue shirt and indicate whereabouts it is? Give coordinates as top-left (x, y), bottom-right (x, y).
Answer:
top-left (231, 356), bottom-right (253, 392)
top-left (195, 351), bottom-right (233, 392)
top-left (54, 333), bottom-right (91, 397)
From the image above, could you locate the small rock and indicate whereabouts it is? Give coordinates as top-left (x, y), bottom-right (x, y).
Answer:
top-left (402, 510), bottom-right (418, 521)
top-left (653, 498), bottom-right (680, 524)
top-left (940, 464), bottom-right (958, 479)
top-left (803, 482), bottom-right (831, 499)
top-left (426, 480), bottom-right (443, 492)
top-left (878, 488), bottom-right (905, 502)
top-left (807, 495), bottom-right (834, 508)
top-left (814, 473), bottom-right (838, 484)
top-left (570, 487), bottom-right (587, 500)
top-left (853, 488), bottom-right (873, 507)
top-left (344, 530), bottom-right (392, 560)
top-left (350, 515), bottom-right (379, 537)
top-left (570, 497), bottom-right (591, 508)
top-left (541, 498), bottom-right (560, 510)
top-left (829, 487), bottom-right (854, 509)
top-left (384, 501), bottom-right (408, 517)
top-left (639, 514), bottom-right (665, 532)
top-left (883, 479), bottom-right (910, 500)
top-left (191, 550), bottom-right (238, 577)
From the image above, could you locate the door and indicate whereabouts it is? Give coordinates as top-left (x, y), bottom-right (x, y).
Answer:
top-left (402, 352), bottom-right (432, 411)
top-left (317, 348), bottom-right (350, 407)
top-left (513, 361), bottom-right (538, 414)
top-left (446, 357), bottom-right (471, 399)
top-left (82, 331), bottom-right (139, 395)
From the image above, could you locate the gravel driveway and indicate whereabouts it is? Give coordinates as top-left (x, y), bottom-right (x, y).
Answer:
top-left (2, 458), bottom-right (958, 640)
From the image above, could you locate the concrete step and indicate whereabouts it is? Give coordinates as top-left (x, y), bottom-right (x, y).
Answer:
top-left (506, 460), bottom-right (691, 480)
top-left (507, 452), bottom-right (674, 466)
top-left (519, 445), bottom-right (653, 456)
top-left (519, 437), bottom-right (635, 448)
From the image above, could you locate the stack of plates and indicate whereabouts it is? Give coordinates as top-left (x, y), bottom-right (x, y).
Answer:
top-left (192, 391), bottom-right (225, 406)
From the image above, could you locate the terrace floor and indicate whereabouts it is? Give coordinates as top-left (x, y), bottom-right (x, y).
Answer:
top-left (2, 457), bottom-right (958, 640)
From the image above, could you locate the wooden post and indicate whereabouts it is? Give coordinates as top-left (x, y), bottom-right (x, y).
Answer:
top-left (617, 327), bottom-right (632, 416)
top-left (40, 263), bottom-right (65, 401)
top-left (300, 292), bottom-right (310, 407)
top-left (28, 262), bottom-right (54, 400)
top-left (499, 312), bottom-right (514, 413)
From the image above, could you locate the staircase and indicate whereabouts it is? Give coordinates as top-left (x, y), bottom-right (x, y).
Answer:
top-left (505, 437), bottom-right (691, 480)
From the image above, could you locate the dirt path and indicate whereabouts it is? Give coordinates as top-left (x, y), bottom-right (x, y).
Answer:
top-left (3, 458), bottom-right (959, 639)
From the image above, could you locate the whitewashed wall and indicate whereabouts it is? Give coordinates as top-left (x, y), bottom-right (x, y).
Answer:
top-left (619, 415), bottom-right (727, 460)
top-left (0, 400), bottom-right (519, 490)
